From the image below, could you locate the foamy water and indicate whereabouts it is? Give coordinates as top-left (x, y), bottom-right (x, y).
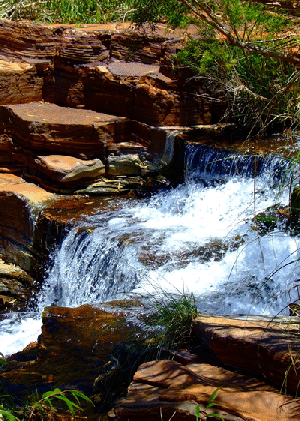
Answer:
top-left (1, 145), bottom-right (299, 356)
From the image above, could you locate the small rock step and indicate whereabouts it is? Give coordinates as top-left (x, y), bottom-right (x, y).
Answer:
top-left (0, 101), bottom-right (171, 193)
top-left (0, 101), bottom-right (128, 156)
top-left (0, 55), bottom-right (43, 105)
top-left (194, 314), bottom-right (300, 396)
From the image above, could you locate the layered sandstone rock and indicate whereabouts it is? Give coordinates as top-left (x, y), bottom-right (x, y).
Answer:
top-left (0, 19), bottom-right (193, 65)
top-left (0, 102), bottom-right (128, 157)
top-left (0, 172), bottom-right (55, 304)
top-left (114, 359), bottom-right (300, 421)
top-left (43, 59), bottom-right (215, 126)
top-left (0, 56), bottom-right (43, 104)
top-left (3, 302), bottom-right (143, 417)
top-left (0, 258), bottom-right (36, 310)
top-left (193, 314), bottom-right (300, 397)
top-left (0, 19), bottom-right (226, 126)
top-left (0, 101), bottom-right (178, 193)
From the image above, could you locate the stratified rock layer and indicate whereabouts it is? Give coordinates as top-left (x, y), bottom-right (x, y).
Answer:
top-left (3, 302), bottom-right (143, 416)
top-left (0, 19), bottom-right (227, 126)
top-left (0, 56), bottom-right (43, 104)
top-left (193, 314), bottom-right (300, 396)
top-left (0, 101), bottom-right (174, 193)
top-left (114, 359), bottom-right (300, 421)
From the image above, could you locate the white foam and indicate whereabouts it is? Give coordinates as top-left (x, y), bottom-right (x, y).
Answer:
top-left (1, 150), bottom-right (297, 355)
top-left (1, 316), bottom-right (41, 357)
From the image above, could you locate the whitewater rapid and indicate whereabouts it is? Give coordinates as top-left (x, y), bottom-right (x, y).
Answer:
top-left (1, 144), bottom-right (300, 356)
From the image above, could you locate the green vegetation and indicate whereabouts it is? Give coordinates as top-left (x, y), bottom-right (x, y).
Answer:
top-left (0, 387), bottom-right (93, 420)
top-left (144, 292), bottom-right (198, 354)
top-left (195, 387), bottom-right (225, 420)
top-left (252, 204), bottom-right (286, 235)
top-left (0, 0), bottom-right (136, 23)
top-left (0, 354), bottom-right (93, 421)
top-left (132, 0), bottom-right (300, 133)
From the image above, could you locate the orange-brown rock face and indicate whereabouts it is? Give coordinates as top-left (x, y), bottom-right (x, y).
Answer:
top-left (0, 19), bottom-right (226, 126)
top-left (0, 173), bottom-right (55, 309)
top-left (2, 303), bottom-right (141, 416)
top-left (0, 173), bottom-right (54, 294)
top-left (0, 102), bottom-right (128, 156)
top-left (0, 57), bottom-right (43, 105)
top-left (114, 359), bottom-right (300, 421)
top-left (43, 59), bottom-right (215, 126)
top-left (0, 101), bottom-right (173, 193)
top-left (193, 315), bottom-right (300, 397)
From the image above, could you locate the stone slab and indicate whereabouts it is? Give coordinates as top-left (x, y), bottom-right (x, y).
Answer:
top-left (114, 359), bottom-right (300, 420)
top-left (193, 314), bottom-right (300, 396)
top-left (0, 101), bottom-right (128, 157)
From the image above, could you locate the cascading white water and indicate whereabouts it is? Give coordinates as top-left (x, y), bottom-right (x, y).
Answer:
top-left (1, 143), bottom-right (300, 356)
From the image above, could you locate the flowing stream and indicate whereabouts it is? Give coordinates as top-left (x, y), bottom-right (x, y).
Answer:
top-left (2, 142), bottom-right (300, 356)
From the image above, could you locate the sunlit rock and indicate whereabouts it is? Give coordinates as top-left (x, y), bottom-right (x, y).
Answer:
top-left (0, 258), bottom-right (36, 311)
top-left (0, 57), bottom-right (43, 105)
top-left (114, 359), bottom-right (300, 421)
top-left (193, 314), bottom-right (300, 397)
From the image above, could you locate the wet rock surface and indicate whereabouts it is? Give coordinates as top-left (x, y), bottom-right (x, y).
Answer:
top-left (2, 302), bottom-right (145, 418)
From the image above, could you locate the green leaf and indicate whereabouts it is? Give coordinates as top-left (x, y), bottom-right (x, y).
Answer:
top-left (207, 387), bottom-right (222, 408)
top-left (195, 404), bottom-right (200, 421)
top-left (70, 390), bottom-right (94, 405)
top-left (41, 390), bottom-right (57, 399)
top-left (54, 395), bottom-right (82, 416)
top-left (0, 408), bottom-right (20, 421)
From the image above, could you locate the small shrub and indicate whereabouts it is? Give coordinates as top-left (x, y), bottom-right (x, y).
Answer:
top-left (144, 293), bottom-right (198, 354)
top-left (0, 387), bottom-right (93, 421)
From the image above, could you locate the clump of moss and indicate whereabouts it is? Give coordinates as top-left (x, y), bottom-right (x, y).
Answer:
top-left (253, 204), bottom-right (288, 235)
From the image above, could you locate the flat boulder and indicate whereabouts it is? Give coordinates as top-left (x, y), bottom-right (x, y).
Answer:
top-left (114, 359), bottom-right (300, 421)
top-left (0, 101), bottom-right (128, 157)
top-left (193, 314), bottom-right (300, 396)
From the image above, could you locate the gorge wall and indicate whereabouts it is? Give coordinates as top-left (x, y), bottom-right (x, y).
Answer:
top-left (0, 18), bottom-right (231, 310)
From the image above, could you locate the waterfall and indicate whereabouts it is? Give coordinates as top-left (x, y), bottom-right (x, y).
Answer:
top-left (185, 143), bottom-right (294, 186)
top-left (2, 143), bottom-right (300, 356)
